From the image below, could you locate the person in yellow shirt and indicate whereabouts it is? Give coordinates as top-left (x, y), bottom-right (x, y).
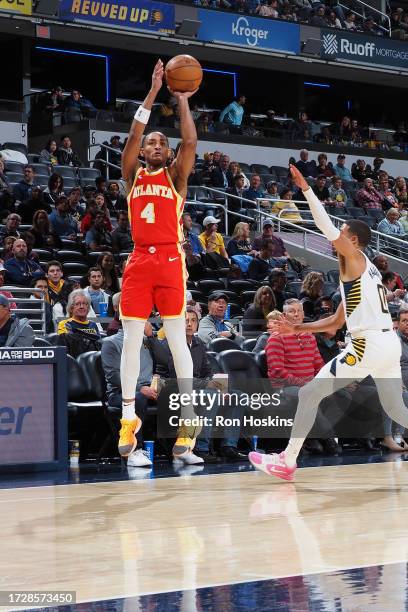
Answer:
top-left (198, 216), bottom-right (229, 259)
top-left (271, 188), bottom-right (302, 223)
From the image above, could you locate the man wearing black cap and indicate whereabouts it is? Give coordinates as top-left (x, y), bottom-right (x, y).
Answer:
top-left (0, 294), bottom-right (34, 347)
top-left (334, 154), bottom-right (354, 182)
top-left (198, 291), bottom-right (241, 346)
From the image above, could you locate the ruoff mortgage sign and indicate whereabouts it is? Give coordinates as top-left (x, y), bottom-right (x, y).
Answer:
top-left (321, 29), bottom-right (408, 71)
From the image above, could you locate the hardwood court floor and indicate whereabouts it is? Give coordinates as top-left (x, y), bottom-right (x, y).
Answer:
top-left (2, 460), bottom-right (408, 609)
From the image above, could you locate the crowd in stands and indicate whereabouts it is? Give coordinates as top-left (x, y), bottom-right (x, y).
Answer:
top-left (1, 138), bottom-right (408, 462)
top-left (187, 0), bottom-right (389, 37)
top-left (157, 96), bottom-right (408, 153)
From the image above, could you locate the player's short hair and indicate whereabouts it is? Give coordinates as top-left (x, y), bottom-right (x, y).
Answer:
top-left (141, 132), bottom-right (169, 147)
top-left (345, 219), bottom-right (372, 248)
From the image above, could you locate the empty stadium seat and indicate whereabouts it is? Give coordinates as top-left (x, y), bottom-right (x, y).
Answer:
top-left (33, 337), bottom-right (52, 347)
top-left (60, 239), bottom-right (83, 251)
top-left (57, 250), bottom-right (88, 264)
top-left (254, 350), bottom-right (267, 377)
top-left (208, 337), bottom-right (242, 353)
top-left (286, 281), bottom-right (302, 297)
top-left (242, 338), bottom-right (257, 352)
top-left (4, 161), bottom-right (24, 173)
top-left (237, 162), bottom-right (251, 173)
top-left (197, 279), bottom-right (225, 294)
top-left (323, 282), bottom-right (338, 296)
top-left (31, 163), bottom-right (51, 176)
top-left (54, 165), bottom-right (77, 179)
top-left (366, 209), bottom-right (384, 221)
top-left (217, 349), bottom-right (265, 392)
top-left (251, 164), bottom-right (270, 175)
top-left (188, 289), bottom-right (205, 302)
top-left (346, 206), bottom-right (366, 218)
top-left (206, 351), bottom-right (222, 374)
top-left (241, 291), bottom-right (257, 307)
top-left (227, 279), bottom-right (259, 294)
top-left (78, 168), bottom-right (101, 180)
top-left (5, 172), bottom-right (23, 183)
top-left (63, 177), bottom-right (79, 189)
top-left (32, 249), bottom-right (53, 261)
top-left (63, 262), bottom-right (89, 276)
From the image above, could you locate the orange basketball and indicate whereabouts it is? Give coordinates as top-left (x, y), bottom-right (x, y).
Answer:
top-left (165, 55), bottom-right (203, 93)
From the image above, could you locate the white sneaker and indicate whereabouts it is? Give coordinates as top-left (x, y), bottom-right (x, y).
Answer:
top-left (173, 450), bottom-right (204, 465)
top-left (127, 449), bottom-right (152, 467)
top-left (127, 466), bottom-right (152, 480)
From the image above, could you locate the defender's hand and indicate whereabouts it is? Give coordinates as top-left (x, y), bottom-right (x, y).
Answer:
top-left (289, 164), bottom-right (309, 191)
top-left (151, 59), bottom-right (164, 92)
top-left (275, 314), bottom-right (296, 335)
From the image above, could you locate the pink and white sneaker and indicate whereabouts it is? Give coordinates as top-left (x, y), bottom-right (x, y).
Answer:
top-left (249, 451), bottom-right (297, 481)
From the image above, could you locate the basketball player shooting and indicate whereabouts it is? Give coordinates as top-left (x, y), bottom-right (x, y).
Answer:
top-left (118, 59), bottom-right (199, 464)
top-left (250, 164), bottom-right (408, 481)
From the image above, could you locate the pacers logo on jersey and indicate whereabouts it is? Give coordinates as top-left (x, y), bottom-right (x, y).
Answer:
top-left (343, 353), bottom-right (357, 367)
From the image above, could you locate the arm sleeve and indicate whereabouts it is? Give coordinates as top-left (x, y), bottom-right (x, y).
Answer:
top-left (302, 188), bottom-right (341, 242)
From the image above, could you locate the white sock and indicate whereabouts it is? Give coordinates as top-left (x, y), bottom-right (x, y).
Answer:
top-left (122, 400), bottom-right (136, 421)
top-left (120, 320), bottom-right (145, 421)
top-left (284, 438), bottom-right (304, 466)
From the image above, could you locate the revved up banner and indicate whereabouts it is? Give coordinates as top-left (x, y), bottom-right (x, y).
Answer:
top-left (59, 0), bottom-right (175, 34)
top-left (321, 28), bottom-right (408, 71)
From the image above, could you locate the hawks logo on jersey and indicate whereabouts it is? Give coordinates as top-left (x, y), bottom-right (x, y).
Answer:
top-left (128, 167), bottom-right (184, 247)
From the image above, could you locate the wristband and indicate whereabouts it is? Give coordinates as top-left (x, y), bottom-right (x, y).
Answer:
top-left (134, 106), bottom-right (151, 124)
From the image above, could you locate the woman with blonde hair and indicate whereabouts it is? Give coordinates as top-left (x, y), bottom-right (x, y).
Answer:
top-left (393, 176), bottom-right (408, 208)
top-left (229, 161), bottom-right (250, 188)
top-left (226, 221), bottom-right (257, 257)
top-left (299, 271), bottom-right (324, 318)
top-left (243, 285), bottom-right (276, 337)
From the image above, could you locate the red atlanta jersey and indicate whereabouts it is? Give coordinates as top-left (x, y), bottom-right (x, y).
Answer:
top-left (128, 166), bottom-right (184, 247)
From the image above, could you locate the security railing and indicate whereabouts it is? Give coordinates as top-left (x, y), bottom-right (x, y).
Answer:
top-left (2, 287), bottom-right (47, 336)
top-left (338, 0), bottom-right (391, 36)
top-left (187, 185), bottom-right (408, 265)
top-left (88, 142), bottom-right (122, 181)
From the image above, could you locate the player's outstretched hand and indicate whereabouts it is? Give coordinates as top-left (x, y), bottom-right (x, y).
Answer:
top-left (289, 164), bottom-right (309, 192)
top-left (275, 314), bottom-right (296, 335)
top-left (167, 88), bottom-right (199, 100)
top-left (151, 59), bottom-right (164, 92)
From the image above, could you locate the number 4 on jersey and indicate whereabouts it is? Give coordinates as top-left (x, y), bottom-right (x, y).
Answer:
top-left (141, 202), bottom-right (155, 224)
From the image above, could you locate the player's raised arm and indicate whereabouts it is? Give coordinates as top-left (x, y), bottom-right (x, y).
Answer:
top-left (121, 59), bottom-right (164, 192)
top-left (169, 90), bottom-right (198, 197)
top-left (277, 303), bottom-right (345, 336)
top-left (289, 164), bottom-right (360, 258)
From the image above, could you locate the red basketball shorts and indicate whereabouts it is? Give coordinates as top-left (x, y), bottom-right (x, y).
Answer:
top-left (120, 244), bottom-right (187, 320)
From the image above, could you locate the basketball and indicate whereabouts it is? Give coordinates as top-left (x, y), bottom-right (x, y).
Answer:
top-left (165, 55), bottom-right (203, 93)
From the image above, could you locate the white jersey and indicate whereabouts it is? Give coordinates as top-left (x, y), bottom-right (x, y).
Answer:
top-left (339, 252), bottom-right (393, 335)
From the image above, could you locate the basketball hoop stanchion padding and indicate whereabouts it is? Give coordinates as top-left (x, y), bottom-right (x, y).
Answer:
top-left (0, 346), bottom-right (68, 473)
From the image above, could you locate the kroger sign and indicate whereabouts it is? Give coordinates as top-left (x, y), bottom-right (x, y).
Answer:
top-left (198, 9), bottom-right (299, 54)
top-left (321, 29), bottom-right (408, 70)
